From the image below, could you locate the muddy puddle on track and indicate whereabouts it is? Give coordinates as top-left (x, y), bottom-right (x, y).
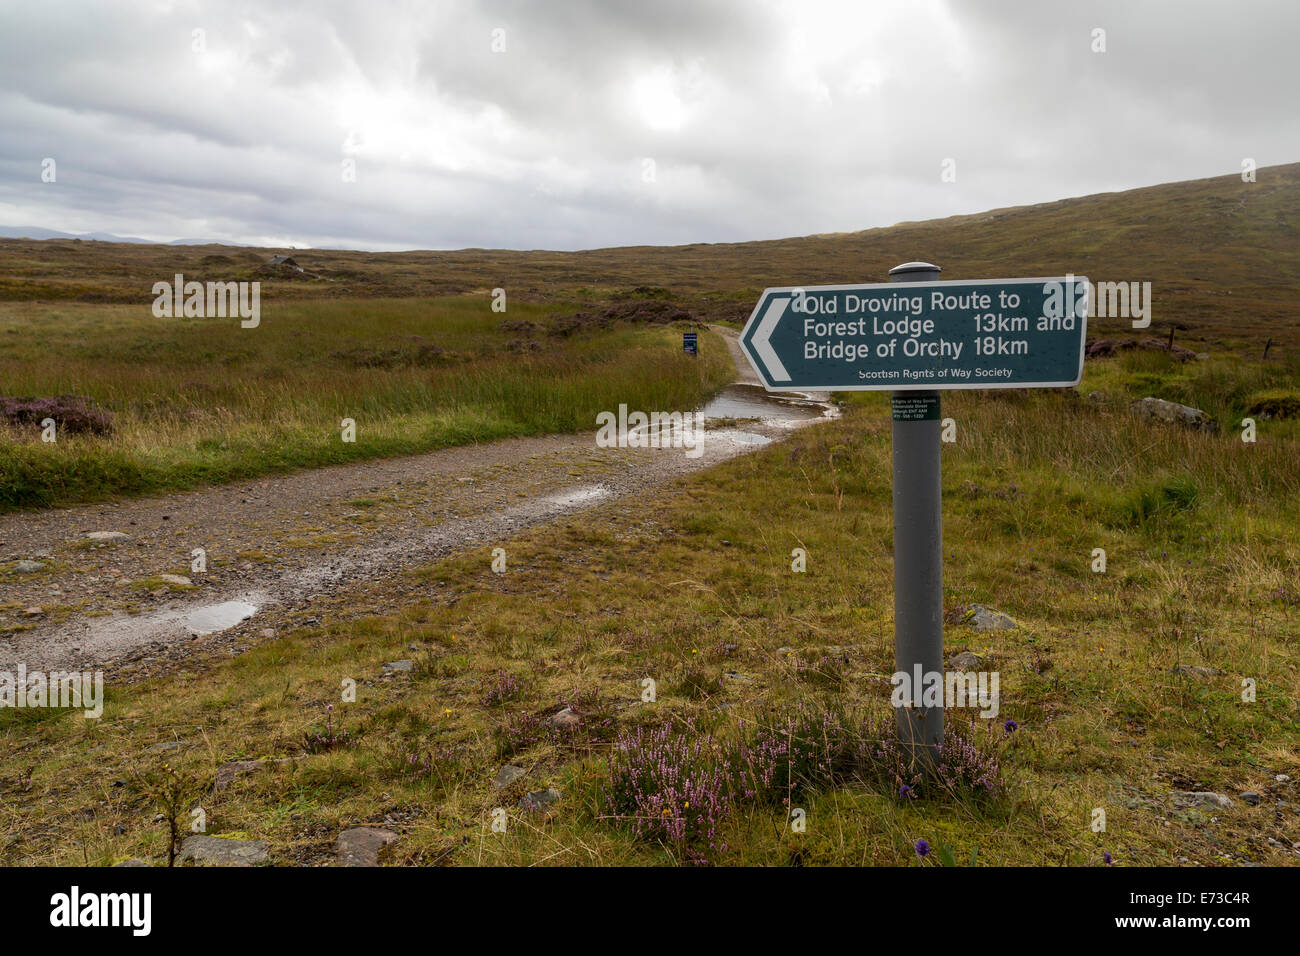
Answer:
top-left (700, 383), bottom-right (837, 446)
top-left (701, 383), bottom-right (833, 423)
top-left (2, 590), bottom-right (275, 676)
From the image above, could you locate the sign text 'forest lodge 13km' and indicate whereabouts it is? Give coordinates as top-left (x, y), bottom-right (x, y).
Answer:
top-left (739, 264), bottom-right (1089, 764)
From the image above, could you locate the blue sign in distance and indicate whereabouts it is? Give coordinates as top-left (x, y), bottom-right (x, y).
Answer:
top-left (683, 331), bottom-right (698, 356)
top-left (739, 276), bottom-right (1089, 391)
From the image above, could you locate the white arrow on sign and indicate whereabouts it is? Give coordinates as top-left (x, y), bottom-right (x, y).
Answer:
top-left (752, 296), bottom-right (791, 382)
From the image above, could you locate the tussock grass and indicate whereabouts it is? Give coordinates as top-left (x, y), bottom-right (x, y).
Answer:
top-left (0, 297), bottom-right (732, 509)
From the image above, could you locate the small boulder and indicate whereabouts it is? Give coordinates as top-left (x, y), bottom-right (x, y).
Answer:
top-left (1241, 791), bottom-right (1262, 806)
top-left (1131, 397), bottom-right (1218, 432)
top-left (85, 531), bottom-right (131, 543)
top-left (382, 660), bottom-right (414, 674)
top-left (335, 827), bottom-right (397, 867)
top-left (23, 606), bottom-right (44, 617)
top-left (14, 560), bottom-right (45, 573)
top-left (159, 574), bottom-right (192, 587)
top-left (493, 765), bottom-right (527, 790)
top-left (550, 707), bottom-right (581, 730)
top-left (965, 605), bottom-right (1016, 633)
top-left (178, 835), bottom-right (268, 866)
top-left (949, 650), bottom-right (984, 669)
top-left (520, 788), bottom-right (561, 812)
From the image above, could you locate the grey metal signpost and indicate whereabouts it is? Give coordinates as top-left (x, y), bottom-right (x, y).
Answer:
top-left (888, 262), bottom-right (944, 763)
top-left (739, 263), bottom-right (1088, 766)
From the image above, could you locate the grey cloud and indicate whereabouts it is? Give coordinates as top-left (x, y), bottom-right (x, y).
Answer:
top-left (0, 0), bottom-right (1295, 250)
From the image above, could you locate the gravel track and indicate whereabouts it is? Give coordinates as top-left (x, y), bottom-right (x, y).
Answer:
top-left (0, 326), bottom-right (834, 677)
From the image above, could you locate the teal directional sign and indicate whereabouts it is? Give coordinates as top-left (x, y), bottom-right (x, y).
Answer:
top-left (740, 276), bottom-right (1089, 391)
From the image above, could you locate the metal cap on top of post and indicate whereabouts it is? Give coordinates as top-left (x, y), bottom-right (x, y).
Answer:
top-left (888, 261), bottom-right (944, 766)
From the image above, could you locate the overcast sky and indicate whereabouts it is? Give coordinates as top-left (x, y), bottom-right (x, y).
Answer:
top-left (1, 0), bottom-right (1296, 251)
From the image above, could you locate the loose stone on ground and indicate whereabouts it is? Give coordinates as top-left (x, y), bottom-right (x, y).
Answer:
top-left (493, 765), bottom-right (527, 789)
top-left (965, 605), bottom-right (1016, 633)
top-left (178, 835), bottom-right (269, 866)
top-left (335, 827), bottom-right (398, 866)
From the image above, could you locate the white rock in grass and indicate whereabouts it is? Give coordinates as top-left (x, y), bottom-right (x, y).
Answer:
top-left (1130, 397), bottom-right (1217, 432)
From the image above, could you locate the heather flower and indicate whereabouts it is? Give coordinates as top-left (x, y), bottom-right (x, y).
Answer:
top-left (915, 839), bottom-right (930, 858)
top-left (737, 702), bottom-right (854, 802)
top-left (1003, 719), bottom-right (1018, 734)
top-left (480, 669), bottom-right (523, 707)
top-left (934, 725), bottom-right (1003, 796)
top-left (604, 721), bottom-right (732, 863)
top-left (899, 784), bottom-right (915, 800)
top-left (303, 706), bottom-right (354, 753)
top-left (1103, 850), bottom-right (1113, 865)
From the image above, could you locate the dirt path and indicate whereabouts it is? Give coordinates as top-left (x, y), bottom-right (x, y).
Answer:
top-left (712, 322), bottom-right (761, 386)
top-left (0, 327), bottom-right (835, 678)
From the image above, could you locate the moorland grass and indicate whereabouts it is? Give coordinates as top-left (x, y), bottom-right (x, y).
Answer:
top-left (3, 164), bottom-right (1298, 359)
top-left (3, 362), bottom-right (1296, 866)
top-left (0, 297), bottom-right (733, 509)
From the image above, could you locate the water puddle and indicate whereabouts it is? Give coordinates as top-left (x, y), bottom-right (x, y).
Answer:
top-left (700, 384), bottom-right (835, 423)
top-left (186, 600), bottom-right (259, 636)
top-left (544, 486), bottom-right (611, 509)
top-left (11, 591), bottom-right (271, 670)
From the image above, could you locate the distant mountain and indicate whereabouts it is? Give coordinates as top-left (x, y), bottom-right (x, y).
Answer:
top-left (0, 225), bottom-right (246, 246)
top-left (0, 225), bottom-right (152, 243)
